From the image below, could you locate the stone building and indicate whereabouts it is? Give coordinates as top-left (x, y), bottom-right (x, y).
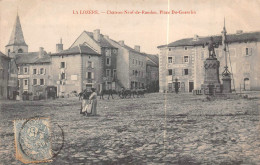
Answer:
top-left (145, 54), bottom-right (159, 92)
top-left (50, 43), bottom-right (101, 96)
top-left (67, 30), bottom-right (119, 92)
top-left (105, 39), bottom-right (147, 89)
top-left (14, 48), bottom-right (51, 99)
top-left (0, 52), bottom-right (11, 99)
top-left (158, 31), bottom-right (260, 92)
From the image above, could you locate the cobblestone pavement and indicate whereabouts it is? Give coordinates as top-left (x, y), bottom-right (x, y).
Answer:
top-left (0, 92), bottom-right (259, 164)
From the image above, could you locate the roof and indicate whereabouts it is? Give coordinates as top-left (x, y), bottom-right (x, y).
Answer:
top-left (51, 44), bottom-right (100, 56)
top-left (6, 15), bottom-right (27, 47)
top-left (145, 54), bottom-right (159, 66)
top-left (84, 31), bottom-right (116, 48)
top-left (158, 31), bottom-right (260, 48)
top-left (109, 39), bottom-right (147, 56)
top-left (0, 51), bottom-right (11, 60)
top-left (15, 52), bottom-right (51, 64)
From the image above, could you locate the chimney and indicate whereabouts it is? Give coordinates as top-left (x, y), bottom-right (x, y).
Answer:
top-left (119, 40), bottom-right (124, 46)
top-left (236, 30), bottom-right (243, 34)
top-left (134, 45), bottom-right (140, 52)
top-left (39, 47), bottom-right (44, 58)
top-left (56, 38), bottom-right (63, 53)
top-left (93, 29), bottom-right (101, 42)
top-left (193, 34), bottom-right (199, 41)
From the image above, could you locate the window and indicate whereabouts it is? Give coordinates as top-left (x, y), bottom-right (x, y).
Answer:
top-left (106, 69), bottom-right (111, 77)
top-left (132, 59), bottom-right (135, 64)
top-left (105, 49), bottom-right (111, 56)
top-left (139, 61), bottom-right (141, 65)
top-left (33, 79), bottom-right (37, 85)
top-left (60, 62), bottom-right (65, 68)
top-left (61, 72), bottom-right (65, 80)
top-left (17, 67), bottom-right (20, 74)
top-left (40, 79), bottom-right (44, 85)
top-left (17, 79), bottom-right (20, 88)
top-left (33, 69), bottom-right (37, 75)
top-left (24, 79), bottom-right (28, 85)
top-left (136, 60), bottom-right (138, 65)
top-left (141, 62), bottom-right (143, 67)
top-left (169, 48), bottom-right (171, 51)
top-left (18, 49), bottom-right (23, 53)
top-left (133, 70), bottom-right (135, 75)
top-left (168, 69), bottom-right (172, 75)
top-left (184, 69), bottom-right (189, 75)
top-left (113, 69), bottom-right (117, 78)
top-left (184, 56), bottom-right (189, 63)
top-left (168, 57), bottom-right (172, 63)
top-left (40, 68), bottom-right (44, 74)
top-left (106, 57), bottom-right (111, 66)
top-left (138, 71), bottom-right (141, 77)
top-left (141, 71), bottom-right (143, 78)
top-left (87, 72), bottom-right (92, 79)
top-left (245, 48), bottom-right (252, 56)
top-left (24, 67), bottom-right (28, 74)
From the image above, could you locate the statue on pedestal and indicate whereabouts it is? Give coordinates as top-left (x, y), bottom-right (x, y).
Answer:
top-left (208, 37), bottom-right (217, 59)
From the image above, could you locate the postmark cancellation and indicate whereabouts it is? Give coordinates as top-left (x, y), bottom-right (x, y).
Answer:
top-left (13, 117), bottom-right (52, 164)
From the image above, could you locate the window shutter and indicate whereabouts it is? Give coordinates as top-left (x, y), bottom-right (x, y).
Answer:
top-left (182, 56), bottom-right (184, 63)
top-left (91, 72), bottom-right (94, 79)
top-left (37, 79), bottom-right (40, 85)
top-left (65, 73), bottom-right (67, 79)
top-left (182, 69), bottom-right (184, 75)
top-left (92, 62), bottom-right (94, 68)
top-left (44, 68), bottom-right (46, 75)
top-left (59, 74), bottom-right (61, 80)
top-left (32, 79), bottom-right (34, 85)
top-left (250, 48), bottom-right (253, 56)
top-left (43, 79), bottom-right (45, 85)
top-left (65, 62), bottom-right (67, 68)
top-left (37, 68), bottom-right (40, 75)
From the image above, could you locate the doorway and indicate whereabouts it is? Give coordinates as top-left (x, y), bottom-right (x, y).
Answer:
top-left (189, 82), bottom-right (194, 92)
top-left (244, 78), bottom-right (250, 91)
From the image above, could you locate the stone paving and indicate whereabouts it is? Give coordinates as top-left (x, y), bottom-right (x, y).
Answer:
top-left (0, 92), bottom-right (259, 164)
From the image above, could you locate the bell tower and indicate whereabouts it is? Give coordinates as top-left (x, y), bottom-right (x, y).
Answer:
top-left (5, 14), bottom-right (28, 57)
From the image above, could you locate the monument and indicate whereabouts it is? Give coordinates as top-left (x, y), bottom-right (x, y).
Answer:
top-left (221, 19), bottom-right (232, 93)
top-left (201, 37), bottom-right (222, 95)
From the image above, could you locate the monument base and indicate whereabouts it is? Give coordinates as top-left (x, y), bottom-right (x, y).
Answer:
top-left (201, 84), bottom-right (222, 95)
top-left (222, 74), bottom-right (232, 93)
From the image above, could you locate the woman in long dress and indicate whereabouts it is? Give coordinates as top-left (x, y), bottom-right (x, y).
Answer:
top-left (89, 88), bottom-right (98, 116)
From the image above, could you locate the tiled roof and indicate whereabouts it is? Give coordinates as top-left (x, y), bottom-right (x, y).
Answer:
top-left (51, 45), bottom-right (100, 56)
top-left (84, 31), bottom-right (116, 48)
top-left (158, 31), bottom-right (260, 48)
top-left (15, 52), bottom-right (51, 64)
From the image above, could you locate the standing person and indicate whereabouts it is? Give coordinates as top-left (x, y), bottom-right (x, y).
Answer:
top-left (89, 88), bottom-right (98, 116)
top-left (80, 86), bottom-right (91, 115)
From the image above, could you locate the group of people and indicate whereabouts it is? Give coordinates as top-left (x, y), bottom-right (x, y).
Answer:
top-left (80, 86), bottom-right (98, 116)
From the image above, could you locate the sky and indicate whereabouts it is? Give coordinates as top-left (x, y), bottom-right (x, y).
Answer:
top-left (0, 0), bottom-right (259, 54)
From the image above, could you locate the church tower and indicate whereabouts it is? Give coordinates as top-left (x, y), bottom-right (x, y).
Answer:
top-left (5, 14), bottom-right (28, 57)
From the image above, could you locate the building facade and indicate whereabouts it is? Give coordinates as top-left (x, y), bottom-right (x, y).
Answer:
top-left (105, 39), bottom-right (147, 89)
top-left (158, 31), bottom-right (260, 92)
top-left (69, 30), bottom-right (118, 92)
top-left (0, 52), bottom-right (11, 99)
top-left (14, 48), bottom-right (51, 99)
top-left (51, 44), bottom-right (102, 96)
top-left (145, 54), bottom-right (159, 92)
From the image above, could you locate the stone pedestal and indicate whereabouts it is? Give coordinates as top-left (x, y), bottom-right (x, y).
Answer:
top-left (222, 74), bottom-right (232, 93)
top-left (201, 58), bottom-right (222, 95)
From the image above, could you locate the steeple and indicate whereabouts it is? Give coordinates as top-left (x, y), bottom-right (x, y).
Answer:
top-left (5, 14), bottom-right (28, 56)
top-left (8, 14), bottom-right (27, 46)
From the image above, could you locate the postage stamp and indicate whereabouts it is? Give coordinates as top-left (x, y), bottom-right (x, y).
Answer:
top-left (13, 117), bottom-right (53, 164)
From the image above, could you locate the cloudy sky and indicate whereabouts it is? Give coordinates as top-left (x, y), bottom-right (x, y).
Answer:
top-left (0, 0), bottom-right (259, 54)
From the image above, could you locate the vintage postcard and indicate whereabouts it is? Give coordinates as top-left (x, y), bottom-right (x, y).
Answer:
top-left (0, 0), bottom-right (259, 164)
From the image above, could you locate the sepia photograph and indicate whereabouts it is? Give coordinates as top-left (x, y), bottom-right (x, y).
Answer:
top-left (0, 0), bottom-right (259, 164)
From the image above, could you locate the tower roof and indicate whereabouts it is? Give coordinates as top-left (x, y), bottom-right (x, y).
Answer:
top-left (6, 14), bottom-right (27, 47)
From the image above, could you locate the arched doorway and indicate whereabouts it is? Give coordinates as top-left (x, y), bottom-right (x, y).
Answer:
top-left (244, 78), bottom-right (250, 91)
